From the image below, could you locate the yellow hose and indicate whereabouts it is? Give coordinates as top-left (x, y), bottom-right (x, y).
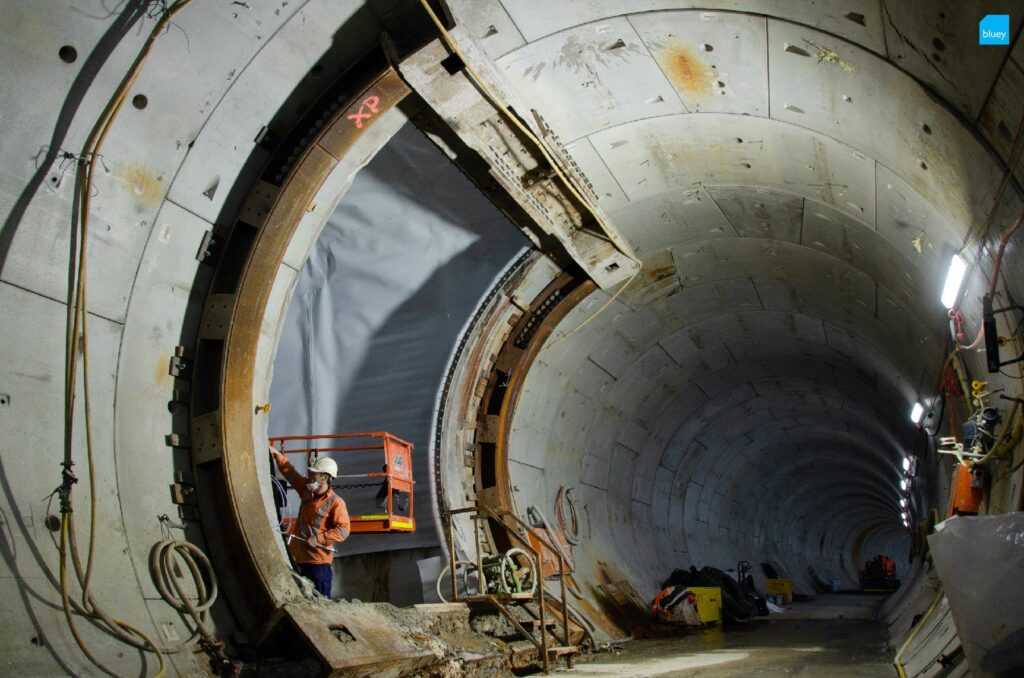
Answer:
top-left (893, 586), bottom-right (945, 677)
top-left (59, 2), bottom-right (196, 676)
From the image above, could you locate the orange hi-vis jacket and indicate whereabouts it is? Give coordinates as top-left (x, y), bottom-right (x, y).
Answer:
top-left (277, 456), bottom-right (351, 565)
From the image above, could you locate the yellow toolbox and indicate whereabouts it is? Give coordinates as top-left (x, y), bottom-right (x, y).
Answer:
top-left (688, 586), bottom-right (722, 624)
top-left (765, 578), bottom-right (793, 604)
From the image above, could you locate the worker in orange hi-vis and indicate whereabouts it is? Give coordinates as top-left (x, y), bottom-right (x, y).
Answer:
top-left (270, 445), bottom-right (351, 598)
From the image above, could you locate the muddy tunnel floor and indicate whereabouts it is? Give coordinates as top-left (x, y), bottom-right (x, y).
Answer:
top-left (559, 595), bottom-right (894, 677)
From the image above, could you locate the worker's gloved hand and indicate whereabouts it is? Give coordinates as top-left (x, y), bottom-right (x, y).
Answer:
top-left (269, 445), bottom-right (283, 463)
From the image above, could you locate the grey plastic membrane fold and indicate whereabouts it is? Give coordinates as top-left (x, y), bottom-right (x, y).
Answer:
top-left (269, 123), bottom-right (527, 555)
top-left (929, 514), bottom-right (1024, 677)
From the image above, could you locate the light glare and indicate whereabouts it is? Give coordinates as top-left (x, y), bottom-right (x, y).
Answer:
top-left (910, 402), bottom-right (924, 424)
top-left (902, 457), bottom-right (911, 471)
top-left (941, 254), bottom-right (967, 309)
top-left (900, 478), bottom-right (908, 491)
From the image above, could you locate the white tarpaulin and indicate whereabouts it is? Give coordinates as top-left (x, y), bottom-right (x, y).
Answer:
top-left (928, 513), bottom-right (1024, 677)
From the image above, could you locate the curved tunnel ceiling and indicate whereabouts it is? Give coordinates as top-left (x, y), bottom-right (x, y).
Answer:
top-left (436, 0), bottom-right (1024, 599)
top-left (2, 1), bottom-right (1023, 674)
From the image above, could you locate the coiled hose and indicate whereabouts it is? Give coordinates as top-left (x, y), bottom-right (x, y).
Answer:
top-left (148, 540), bottom-right (221, 652)
top-left (555, 486), bottom-right (580, 545)
top-left (526, 505), bottom-right (584, 598)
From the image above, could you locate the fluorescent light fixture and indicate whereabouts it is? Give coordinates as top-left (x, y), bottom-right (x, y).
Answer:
top-left (910, 402), bottom-right (924, 424)
top-left (941, 254), bottom-right (967, 309)
top-left (900, 478), bottom-right (908, 491)
top-left (899, 498), bottom-right (908, 507)
top-left (902, 457), bottom-right (911, 471)
top-left (903, 519), bottom-right (910, 527)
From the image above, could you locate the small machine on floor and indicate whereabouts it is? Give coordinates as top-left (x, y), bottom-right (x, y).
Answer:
top-left (858, 555), bottom-right (899, 592)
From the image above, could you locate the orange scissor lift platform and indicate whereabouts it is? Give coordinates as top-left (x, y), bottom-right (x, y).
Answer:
top-left (270, 432), bottom-right (416, 533)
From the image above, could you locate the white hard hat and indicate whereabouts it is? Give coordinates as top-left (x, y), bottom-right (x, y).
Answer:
top-left (308, 457), bottom-right (337, 478)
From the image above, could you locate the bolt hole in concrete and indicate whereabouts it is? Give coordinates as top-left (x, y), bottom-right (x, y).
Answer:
top-left (329, 625), bottom-right (355, 643)
top-left (266, 123), bottom-right (526, 604)
top-left (58, 45), bottom-right (77, 63)
top-left (132, 93), bottom-right (148, 109)
top-left (922, 123), bottom-right (932, 135)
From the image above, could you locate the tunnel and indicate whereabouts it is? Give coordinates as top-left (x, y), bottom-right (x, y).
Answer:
top-left (2, 1), bottom-right (1023, 677)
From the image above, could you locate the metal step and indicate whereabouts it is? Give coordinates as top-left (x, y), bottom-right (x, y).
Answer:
top-left (463, 592), bottom-right (535, 602)
top-left (546, 645), bottom-right (578, 657)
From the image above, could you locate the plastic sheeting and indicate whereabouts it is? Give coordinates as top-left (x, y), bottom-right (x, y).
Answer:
top-left (269, 122), bottom-right (527, 554)
top-left (928, 513), bottom-right (1024, 677)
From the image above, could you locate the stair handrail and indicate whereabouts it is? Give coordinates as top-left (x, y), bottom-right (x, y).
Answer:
top-left (443, 505), bottom-right (574, 670)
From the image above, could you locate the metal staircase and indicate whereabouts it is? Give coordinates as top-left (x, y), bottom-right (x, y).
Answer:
top-left (441, 506), bottom-right (580, 672)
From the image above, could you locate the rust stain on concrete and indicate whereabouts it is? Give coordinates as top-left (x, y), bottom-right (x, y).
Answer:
top-left (121, 163), bottom-right (164, 207)
top-left (660, 41), bottom-right (712, 103)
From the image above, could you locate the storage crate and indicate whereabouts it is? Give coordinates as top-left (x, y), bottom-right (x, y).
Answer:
top-left (765, 578), bottom-right (793, 604)
top-left (688, 586), bottom-right (722, 624)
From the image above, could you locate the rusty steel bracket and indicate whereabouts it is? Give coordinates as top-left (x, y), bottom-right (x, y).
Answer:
top-left (169, 345), bottom-right (193, 379)
top-left (394, 38), bottom-right (638, 291)
top-left (170, 482), bottom-right (198, 506)
top-left (196, 229), bottom-right (222, 265)
top-left (199, 294), bottom-right (235, 341)
top-left (191, 410), bottom-right (223, 465)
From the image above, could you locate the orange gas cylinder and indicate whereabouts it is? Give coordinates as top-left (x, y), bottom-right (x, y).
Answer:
top-left (947, 463), bottom-right (982, 517)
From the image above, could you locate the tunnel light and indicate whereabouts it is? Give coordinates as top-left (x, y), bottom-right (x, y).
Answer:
top-left (900, 478), bottom-right (908, 491)
top-left (910, 402), bottom-right (924, 424)
top-left (899, 497), bottom-right (908, 508)
top-left (902, 456), bottom-right (911, 471)
top-left (941, 254), bottom-right (967, 309)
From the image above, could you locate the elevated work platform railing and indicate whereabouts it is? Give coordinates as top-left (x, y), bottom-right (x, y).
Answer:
top-left (271, 432), bottom-right (415, 533)
top-left (442, 505), bottom-right (577, 673)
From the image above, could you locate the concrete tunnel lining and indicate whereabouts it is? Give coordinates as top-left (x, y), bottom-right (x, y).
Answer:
top-left (3, 1), bottom-right (1024, 674)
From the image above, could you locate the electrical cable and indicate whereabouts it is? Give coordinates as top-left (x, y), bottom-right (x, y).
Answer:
top-left (526, 505), bottom-right (584, 599)
top-left (415, 0), bottom-right (642, 347)
top-left (416, 0), bottom-right (638, 261)
top-left (58, 2), bottom-right (208, 676)
top-left (986, 206), bottom-right (1024, 298)
top-left (541, 274), bottom-right (636, 354)
top-left (893, 586), bottom-right (945, 678)
top-left (554, 486), bottom-right (580, 545)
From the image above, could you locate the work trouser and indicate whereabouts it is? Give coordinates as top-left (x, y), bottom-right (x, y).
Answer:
top-left (298, 563), bottom-right (332, 598)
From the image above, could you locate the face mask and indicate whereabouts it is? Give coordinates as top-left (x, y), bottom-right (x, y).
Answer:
top-left (307, 481), bottom-right (321, 492)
